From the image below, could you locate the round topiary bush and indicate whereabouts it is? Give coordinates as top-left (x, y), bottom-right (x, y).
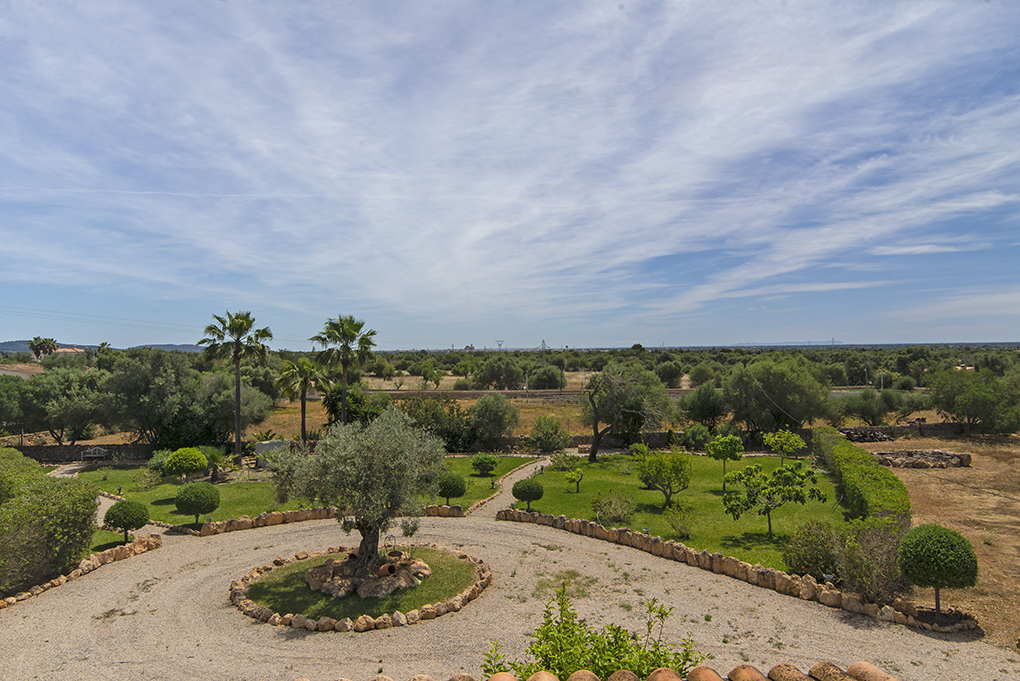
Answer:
top-left (436, 472), bottom-right (467, 505)
top-left (104, 500), bottom-right (150, 543)
top-left (164, 447), bottom-right (208, 480)
top-left (175, 481), bottom-right (221, 525)
top-left (512, 477), bottom-right (544, 512)
top-left (897, 523), bottom-right (978, 622)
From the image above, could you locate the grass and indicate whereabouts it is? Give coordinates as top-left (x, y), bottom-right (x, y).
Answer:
top-left (517, 452), bottom-right (842, 570)
top-left (439, 455), bottom-right (531, 508)
top-left (91, 529), bottom-right (129, 553)
top-left (79, 466), bottom-right (315, 528)
top-left (246, 546), bottom-right (477, 621)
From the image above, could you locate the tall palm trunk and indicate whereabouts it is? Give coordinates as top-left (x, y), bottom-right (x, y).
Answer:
top-left (234, 353), bottom-right (243, 461)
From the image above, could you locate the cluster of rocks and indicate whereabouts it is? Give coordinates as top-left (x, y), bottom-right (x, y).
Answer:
top-left (306, 552), bottom-right (432, 599)
top-left (199, 507), bottom-right (337, 536)
top-left (0, 534), bottom-right (163, 611)
top-left (838, 427), bottom-right (894, 442)
top-left (285, 660), bottom-right (904, 681)
top-left (874, 450), bottom-right (971, 469)
top-left (423, 505), bottom-right (465, 517)
top-left (496, 508), bottom-right (977, 635)
top-left (229, 545), bottom-right (493, 633)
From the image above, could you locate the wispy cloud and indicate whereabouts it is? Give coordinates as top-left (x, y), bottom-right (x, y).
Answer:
top-left (1, 1), bottom-right (1018, 346)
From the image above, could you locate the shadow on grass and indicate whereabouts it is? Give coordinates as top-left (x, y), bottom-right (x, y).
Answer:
top-left (705, 489), bottom-right (726, 497)
top-left (151, 497), bottom-right (175, 507)
top-left (719, 531), bottom-right (790, 553)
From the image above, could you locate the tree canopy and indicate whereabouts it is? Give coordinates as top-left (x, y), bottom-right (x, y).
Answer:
top-left (272, 406), bottom-right (445, 569)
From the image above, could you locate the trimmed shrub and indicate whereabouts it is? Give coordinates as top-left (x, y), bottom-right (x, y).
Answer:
top-left (528, 416), bottom-right (571, 453)
top-left (898, 524), bottom-right (978, 622)
top-left (436, 472), bottom-right (467, 505)
top-left (0, 449), bottom-right (98, 596)
top-left (175, 481), bottom-right (220, 525)
top-left (164, 447), bottom-right (208, 480)
top-left (470, 452), bottom-right (500, 477)
top-left (512, 478), bottom-right (544, 512)
top-left (783, 520), bottom-right (838, 582)
top-left (104, 500), bottom-right (150, 543)
top-left (812, 426), bottom-right (911, 526)
top-left (548, 451), bottom-right (579, 471)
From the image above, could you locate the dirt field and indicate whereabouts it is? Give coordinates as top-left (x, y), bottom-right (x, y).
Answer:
top-left (859, 435), bottom-right (1020, 651)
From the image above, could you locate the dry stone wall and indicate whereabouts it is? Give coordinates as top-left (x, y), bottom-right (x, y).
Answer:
top-left (495, 509), bottom-right (977, 635)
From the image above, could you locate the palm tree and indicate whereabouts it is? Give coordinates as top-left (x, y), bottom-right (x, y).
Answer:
top-left (277, 357), bottom-right (328, 442)
top-left (198, 311), bottom-right (273, 460)
top-left (310, 315), bottom-right (376, 424)
top-left (28, 336), bottom-right (58, 360)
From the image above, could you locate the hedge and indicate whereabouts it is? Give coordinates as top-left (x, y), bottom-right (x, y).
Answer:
top-left (0, 448), bottom-right (98, 596)
top-left (812, 427), bottom-right (911, 527)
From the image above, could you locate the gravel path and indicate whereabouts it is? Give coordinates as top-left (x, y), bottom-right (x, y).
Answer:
top-left (7, 461), bottom-right (1014, 681)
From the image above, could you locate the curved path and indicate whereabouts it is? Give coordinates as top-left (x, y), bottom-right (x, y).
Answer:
top-left (4, 510), bottom-right (1019, 681)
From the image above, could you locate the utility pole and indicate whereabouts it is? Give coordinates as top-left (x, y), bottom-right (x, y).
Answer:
top-left (496, 340), bottom-right (504, 352)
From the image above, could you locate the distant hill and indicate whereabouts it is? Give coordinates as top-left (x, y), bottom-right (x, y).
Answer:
top-left (0, 340), bottom-right (201, 354)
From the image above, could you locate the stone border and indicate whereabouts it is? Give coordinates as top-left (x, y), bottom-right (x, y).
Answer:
top-left (0, 534), bottom-right (163, 613)
top-left (424, 505), bottom-right (465, 517)
top-left (495, 508), bottom-right (979, 635)
top-left (229, 544), bottom-right (493, 633)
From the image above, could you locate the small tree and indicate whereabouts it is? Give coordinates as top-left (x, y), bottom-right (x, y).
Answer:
top-left (763, 430), bottom-right (806, 466)
top-left (898, 524), bottom-right (978, 623)
top-left (528, 416), bottom-right (571, 453)
top-left (471, 452), bottom-right (500, 477)
top-left (512, 478), bottom-right (544, 512)
top-left (637, 447), bottom-right (692, 509)
top-left (436, 472), bottom-right (467, 505)
top-left (564, 468), bottom-right (584, 493)
top-left (467, 393), bottom-right (520, 451)
top-left (175, 481), bottom-right (220, 525)
top-left (104, 500), bottom-right (149, 543)
top-left (163, 447), bottom-right (208, 482)
top-left (705, 434), bottom-right (743, 493)
top-left (723, 462), bottom-right (826, 539)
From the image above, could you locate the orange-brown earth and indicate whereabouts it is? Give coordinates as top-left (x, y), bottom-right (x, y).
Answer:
top-left (860, 435), bottom-right (1020, 650)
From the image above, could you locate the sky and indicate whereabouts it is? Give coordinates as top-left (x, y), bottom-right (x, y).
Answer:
top-left (1, 1), bottom-right (1019, 351)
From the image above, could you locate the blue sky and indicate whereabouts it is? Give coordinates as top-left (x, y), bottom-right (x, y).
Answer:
top-left (1, 1), bottom-right (1019, 351)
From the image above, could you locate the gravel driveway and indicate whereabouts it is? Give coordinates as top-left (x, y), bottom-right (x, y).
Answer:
top-left (3, 510), bottom-right (1019, 681)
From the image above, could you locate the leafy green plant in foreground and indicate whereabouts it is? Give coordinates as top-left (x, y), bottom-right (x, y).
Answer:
top-left (483, 587), bottom-right (707, 680)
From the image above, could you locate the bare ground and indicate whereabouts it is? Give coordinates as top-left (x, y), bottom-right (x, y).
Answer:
top-left (860, 435), bottom-right (1020, 651)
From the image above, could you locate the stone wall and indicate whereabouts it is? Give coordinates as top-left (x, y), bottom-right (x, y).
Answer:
top-left (495, 508), bottom-right (977, 636)
top-left (17, 443), bottom-right (155, 463)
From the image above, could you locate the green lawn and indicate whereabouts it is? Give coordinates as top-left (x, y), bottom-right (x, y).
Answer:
top-left (79, 466), bottom-right (315, 528)
top-left (440, 455), bottom-right (531, 508)
top-left (246, 546), bottom-right (478, 621)
top-left (517, 453), bottom-right (841, 570)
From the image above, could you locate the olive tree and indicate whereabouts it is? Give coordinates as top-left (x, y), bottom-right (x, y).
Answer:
top-left (272, 406), bottom-right (445, 570)
top-left (898, 524), bottom-right (978, 623)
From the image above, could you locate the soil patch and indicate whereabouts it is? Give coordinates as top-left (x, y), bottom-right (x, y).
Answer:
top-left (861, 434), bottom-right (1020, 650)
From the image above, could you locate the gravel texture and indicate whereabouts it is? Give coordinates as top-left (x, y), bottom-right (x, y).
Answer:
top-left (3, 461), bottom-right (1017, 681)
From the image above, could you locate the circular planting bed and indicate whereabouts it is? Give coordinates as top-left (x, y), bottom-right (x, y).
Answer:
top-left (230, 544), bottom-right (492, 632)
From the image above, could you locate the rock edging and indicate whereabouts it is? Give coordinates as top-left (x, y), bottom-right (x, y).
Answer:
top-left (495, 508), bottom-right (979, 635)
top-left (229, 544), bottom-right (493, 632)
top-left (0, 534), bottom-right (163, 613)
top-left (424, 505), bottom-right (465, 517)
